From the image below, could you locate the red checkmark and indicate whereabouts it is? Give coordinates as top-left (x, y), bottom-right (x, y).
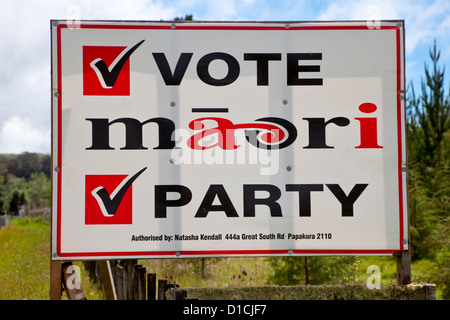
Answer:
top-left (90, 40), bottom-right (145, 88)
top-left (92, 167), bottom-right (147, 217)
top-left (85, 168), bottom-right (147, 225)
top-left (83, 40), bottom-right (144, 96)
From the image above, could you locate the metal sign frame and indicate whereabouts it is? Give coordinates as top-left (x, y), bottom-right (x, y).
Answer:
top-left (51, 20), bottom-right (407, 260)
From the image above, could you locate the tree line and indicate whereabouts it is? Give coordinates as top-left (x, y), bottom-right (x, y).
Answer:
top-left (405, 41), bottom-right (449, 298)
top-left (0, 152), bottom-right (51, 215)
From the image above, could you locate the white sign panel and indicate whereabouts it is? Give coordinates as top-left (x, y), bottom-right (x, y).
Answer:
top-left (51, 21), bottom-right (407, 260)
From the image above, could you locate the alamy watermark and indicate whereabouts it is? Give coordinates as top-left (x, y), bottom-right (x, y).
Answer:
top-left (171, 128), bottom-right (281, 176)
top-left (65, 264), bottom-right (82, 290)
top-left (366, 265), bottom-right (381, 289)
top-left (366, 5), bottom-right (381, 30)
top-left (67, 5), bottom-right (81, 29)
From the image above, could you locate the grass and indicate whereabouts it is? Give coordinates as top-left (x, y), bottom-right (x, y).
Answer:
top-left (0, 217), bottom-right (444, 299)
top-left (0, 217), bottom-right (50, 299)
top-left (140, 255), bottom-right (400, 289)
top-left (140, 257), bottom-right (273, 288)
top-left (0, 217), bottom-right (104, 300)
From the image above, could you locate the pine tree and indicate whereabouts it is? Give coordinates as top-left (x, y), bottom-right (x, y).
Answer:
top-left (408, 41), bottom-right (449, 178)
top-left (406, 41), bottom-right (449, 299)
top-left (407, 41), bottom-right (449, 257)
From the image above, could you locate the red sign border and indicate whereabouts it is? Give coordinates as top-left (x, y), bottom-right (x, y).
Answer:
top-left (53, 22), bottom-right (405, 258)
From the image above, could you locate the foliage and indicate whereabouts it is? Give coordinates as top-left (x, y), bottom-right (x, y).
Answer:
top-left (0, 217), bottom-right (104, 300)
top-left (406, 40), bottom-right (449, 298)
top-left (267, 256), bottom-right (357, 285)
top-left (174, 14), bottom-right (193, 21)
top-left (1, 152), bottom-right (51, 180)
top-left (141, 256), bottom-right (272, 288)
top-left (26, 172), bottom-right (51, 211)
top-left (0, 177), bottom-right (28, 215)
top-left (0, 153), bottom-right (51, 215)
top-left (181, 283), bottom-right (430, 300)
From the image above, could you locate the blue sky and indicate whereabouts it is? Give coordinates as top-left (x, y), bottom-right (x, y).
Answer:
top-left (0, 0), bottom-right (448, 154)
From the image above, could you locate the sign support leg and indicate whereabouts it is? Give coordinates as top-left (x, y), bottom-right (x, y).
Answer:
top-left (395, 250), bottom-right (412, 285)
top-left (98, 260), bottom-right (117, 300)
top-left (61, 262), bottom-right (87, 300)
top-left (50, 259), bottom-right (62, 300)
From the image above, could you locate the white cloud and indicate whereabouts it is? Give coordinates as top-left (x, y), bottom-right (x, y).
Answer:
top-left (316, 0), bottom-right (450, 55)
top-left (314, 0), bottom-right (450, 92)
top-left (0, 116), bottom-right (50, 154)
top-left (317, 0), bottom-right (395, 20)
top-left (0, 0), bottom-right (181, 154)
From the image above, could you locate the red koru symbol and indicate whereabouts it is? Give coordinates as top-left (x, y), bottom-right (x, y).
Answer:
top-left (187, 117), bottom-right (297, 150)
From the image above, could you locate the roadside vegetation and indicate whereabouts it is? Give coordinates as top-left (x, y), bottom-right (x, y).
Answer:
top-left (0, 217), bottom-right (104, 300)
top-left (0, 217), bottom-right (445, 300)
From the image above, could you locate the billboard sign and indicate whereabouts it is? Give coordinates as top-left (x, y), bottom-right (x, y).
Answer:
top-left (51, 20), bottom-right (407, 259)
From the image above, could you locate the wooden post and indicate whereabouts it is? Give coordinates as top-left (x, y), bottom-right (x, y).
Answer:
top-left (133, 264), bottom-right (146, 300)
top-left (395, 250), bottom-right (412, 285)
top-left (137, 266), bottom-right (146, 300)
top-left (120, 261), bottom-right (129, 300)
top-left (174, 288), bottom-right (187, 300)
top-left (49, 181), bottom-right (61, 300)
top-left (132, 264), bottom-right (140, 299)
top-left (98, 260), bottom-right (117, 300)
top-left (114, 263), bottom-right (124, 300)
top-left (158, 279), bottom-right (168, 300)
top-left (395, 184), bottom-right (412, 285)
top-left (147, 273), bottom-right (156, 300)
top-left (125, 259), bottom-right (137, 299)
top-left (61, 262), bottom-right (87, 300)
top-left (50, 259), bottom-right (62, 300)
top-left (111, 263), bottom-right (124, 300)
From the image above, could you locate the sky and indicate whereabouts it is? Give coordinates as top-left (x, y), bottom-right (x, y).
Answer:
top-left (0, 0), bottom-right (449, 154)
